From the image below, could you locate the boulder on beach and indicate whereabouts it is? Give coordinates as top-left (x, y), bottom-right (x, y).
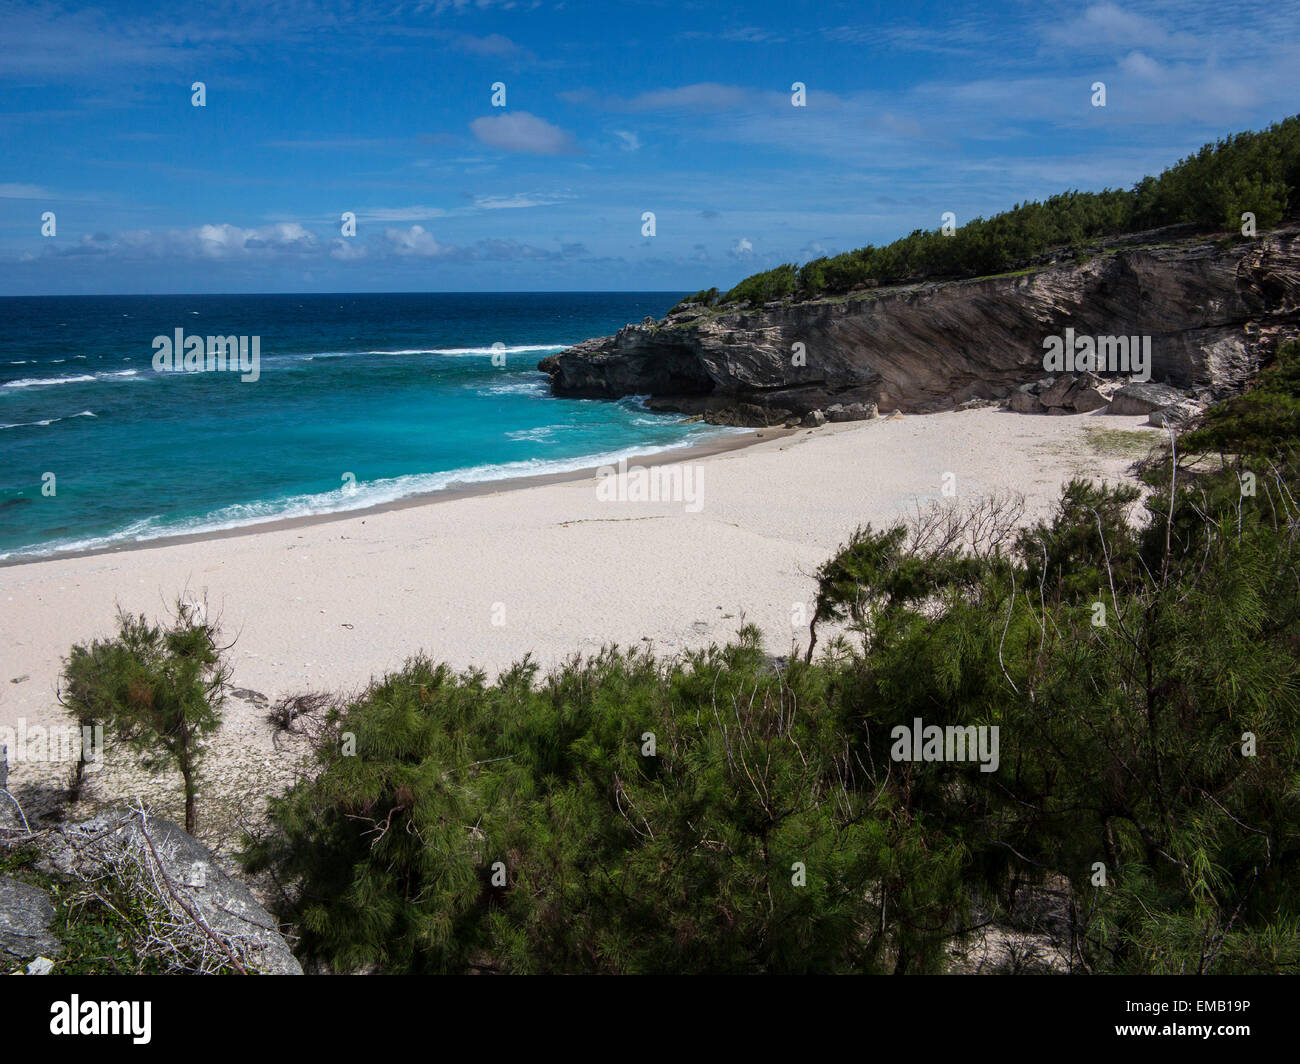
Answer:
top-left (1148, 400), bottom-right (1205, 428)
top-left (825, 402), bottom-right (877, 422)
top-left (1107, 381), bottom-right (1190, 416)
top-left (1009, 390), bottom-right (1045, 414)
top-left (703, 403), bottom-right (792, 427)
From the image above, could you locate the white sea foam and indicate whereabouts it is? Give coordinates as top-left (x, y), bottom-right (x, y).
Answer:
top-left (360, 344), bottom-right (567, 356)
top-left (2, 374), bottom-right (96, 389)
top-left (285, 344), bottom-right (566, 363)
top-left (505, 426), bottom-right (557, 442)
top-left (0, 436), bottom-right (737, 561)
top-left (0, 410), bottom-right (96, 430)
top-left (481, 379), bottom-right (550, 397)
top-left (2, 369), bottom-right (138, 390)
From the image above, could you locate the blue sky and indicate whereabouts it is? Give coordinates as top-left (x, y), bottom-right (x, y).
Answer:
top-left (1, 0), bottom-right (1298, 295)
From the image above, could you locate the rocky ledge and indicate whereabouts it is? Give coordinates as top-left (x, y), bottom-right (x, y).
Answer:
top-left (539, 227), bottom-right (1300, 426)
top-left (1, 800), bottom-right (301, 975)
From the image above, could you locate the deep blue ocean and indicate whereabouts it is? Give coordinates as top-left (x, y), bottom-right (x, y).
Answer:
top-left (0, 292), bottom-right (725, 560)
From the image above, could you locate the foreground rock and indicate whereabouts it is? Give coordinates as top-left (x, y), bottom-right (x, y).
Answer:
top-left (701, 402), bottom-right (791, 427)
top-left (0, 876), bottom-right (61, 964)
top-left (1005, 373), bottom-right (1205, 425)
top-left (540, 227), bottom-right (1300, 424)
top-left (37, 807), bottom-right (302, 975)
top-left (1148, 399), bottom-right (1206, 428)
top-left (1107, 381), bottom-right (1193, 415)
top-left (826, 401), bottom-right (877, 422)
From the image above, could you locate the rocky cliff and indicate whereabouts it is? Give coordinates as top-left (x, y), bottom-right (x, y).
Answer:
top-left (539, 227), bottom-right (1300, 424)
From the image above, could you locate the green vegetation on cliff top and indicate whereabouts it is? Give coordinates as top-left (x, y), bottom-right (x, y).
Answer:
top-left (670, 115), bottom-right (1300, 312)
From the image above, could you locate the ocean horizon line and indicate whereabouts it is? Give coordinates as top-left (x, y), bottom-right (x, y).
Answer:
top-left (0, 289), bottom-right (693, 300)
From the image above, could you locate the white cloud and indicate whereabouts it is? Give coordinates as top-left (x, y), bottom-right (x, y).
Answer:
top-left (329, 238), bottom-right (368, 261)
top-left (472, 193), bottom-right (568, 210)
top-left (1043, 2), bottom-right (1194, 52)
top-left (192, 222), bottom-right (316, 258)
top-left (358, 206), bottom-right (448, 222)
top-left (1119, 50), bottom-right (1163, 80)
top-left (1051, 2), bottom-right (1163, 44)
top-left (469, 111), bottom-right (581, 155)
top-left (450, 33), bottom-right (530, 59)
top-left (384, 224), bottom-right (446, 257)
top-left (613, 130), bottom-right (641, 151)
top-left (565, 83), bottom-right (756, 113)
top-left (0, 183), bottom-right (52, 199)
top-left (9, 217), bottom-right (589, 269)
top-left (622, 83), bottom-right (756, 112)
top-left (16, 221), bottom-right (324, 262)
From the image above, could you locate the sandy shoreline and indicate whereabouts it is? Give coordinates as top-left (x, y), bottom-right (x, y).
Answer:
top-left (0, 425), bottom-right (776, 568)
top-left (0, 408), bottom-right (1162, 838)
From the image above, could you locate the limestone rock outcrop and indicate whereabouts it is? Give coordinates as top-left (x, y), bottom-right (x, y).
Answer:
top-left (34, 807), bottom-right (303, 975)
top-left (540, 228), bottom-right (1300, 425)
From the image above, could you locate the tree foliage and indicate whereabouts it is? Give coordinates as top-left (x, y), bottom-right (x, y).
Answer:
top-left (718, 116), bottom-right (1300, 305)
top-left (61, 603), bottom-right (228, 834)
top-left (668, 287), bottom-right (720, 312)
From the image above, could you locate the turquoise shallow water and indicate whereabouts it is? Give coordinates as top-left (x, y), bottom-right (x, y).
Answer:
top-left (0, 292), bottom-right (725, 560)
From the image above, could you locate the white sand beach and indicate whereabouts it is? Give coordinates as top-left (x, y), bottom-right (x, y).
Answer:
top-left (0, 409), bottom-right (1161, 837)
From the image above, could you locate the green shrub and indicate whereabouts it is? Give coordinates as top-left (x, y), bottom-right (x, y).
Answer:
top-left (721, 263), bottom-right (797, 306)
top-left (61, 602), bottom-right (228, 834)
top-left (669, 287), bottom-right (719, 313)
top-left (1181, 340), bottom-right (1300, 461)
top-left (244, 345), bottom-right (1300, 974)
top-left (243, 639), bottom-right (970, 973)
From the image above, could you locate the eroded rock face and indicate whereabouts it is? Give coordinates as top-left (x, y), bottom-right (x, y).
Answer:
top-left (539, 228), bottom-right (1300, 424)
top-left (0, 877), bottom-right (60, 963)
